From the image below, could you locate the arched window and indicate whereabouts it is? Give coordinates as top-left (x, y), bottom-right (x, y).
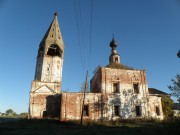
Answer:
top-left (115, 57), bottom-right (118, 62)
top-left (47, 44), bottom-right (62, 57)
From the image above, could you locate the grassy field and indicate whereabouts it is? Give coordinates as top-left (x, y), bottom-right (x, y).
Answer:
top-left (0, 118), bottom-right (180, 135)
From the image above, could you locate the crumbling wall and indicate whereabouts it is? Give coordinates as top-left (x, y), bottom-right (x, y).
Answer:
top-left (60, 93), bottom-right (102, 121)
top-left (29, 80), bottom-right (61, 119)
top-left (148, 96), bottom-right (164, 119)
top-left (90, 67), bottom-right (150, 119)
top-left (29, 93), bottom-right (61, 119)
top-left (90, 67), bottom-right (102, 93)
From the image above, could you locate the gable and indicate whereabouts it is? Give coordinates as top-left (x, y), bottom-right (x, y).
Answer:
top-left (34, 85), bottom-right (55, 93)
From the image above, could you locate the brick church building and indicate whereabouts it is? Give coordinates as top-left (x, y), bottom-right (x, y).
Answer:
top-left (29, 13), bottom-right (168, 120)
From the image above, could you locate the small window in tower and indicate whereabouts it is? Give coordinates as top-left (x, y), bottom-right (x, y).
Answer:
top-left (156, 106), bottom-right (160, 116)
top-left (114, 105), bottom-right (119, 116)
top-left (51, 35), bottom-right (53, 37)
top-left (83, 105), bottom-right (89, 117)
top-left (136, 106), bottom-right (141, 116)
top-left (38, 46), bottom-right (44, 56)
top-left (53, 29), bottom-right (54, 31)
top-left (133, 83), bottom-right (139, 94)
top-left (113, 83), bottom-right (119, 93)
top-left (115, 57), bottom-right (118, 62)
top-left (59, 37), bottom-right (60, 39)
top-left (47, 44), bottom-right (62, 57)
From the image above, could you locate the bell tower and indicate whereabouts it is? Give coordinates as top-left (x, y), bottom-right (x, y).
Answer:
top-left (35, 12), bottom-right (64, 90)
top-left (29, 12), bottom-right (64, 118)
top-left (109, 37), bottom-right (120, 64)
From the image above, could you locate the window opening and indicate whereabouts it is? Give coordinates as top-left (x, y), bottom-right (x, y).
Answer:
top-left (156, 106), bottom-right (160, 116)
top-left (38, 47), bottom-right (44, 56)
top-left (136, 106), bottom-right (141, 116)
top-left (47, 44), bottom-right (62, 57)
top-left (115, 57), bottom-right (118, 62)
top-left (133, 83), bottom-right (139, 94)
top-left (113, 83), bottom-right (119, 93)
top-left (114, 105), bottom-right (119, 116)
top-left (83, 105), bottom-right (89, 116)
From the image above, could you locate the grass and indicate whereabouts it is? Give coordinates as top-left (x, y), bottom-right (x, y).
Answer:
top-left (0, 118), bottom-right (180, 135)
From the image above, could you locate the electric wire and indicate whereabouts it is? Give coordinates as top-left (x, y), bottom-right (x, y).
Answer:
top-left (78, 0), bottom-right (85, 68)
top-left (88, 0), bottom-right (93, 73)
top-left (74, 0), bottom-right (85, 74)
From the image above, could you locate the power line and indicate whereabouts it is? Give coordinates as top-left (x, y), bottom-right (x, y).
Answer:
top-left (89, 0), bottom-right (93, 73)
top-left (78, 0), bottom-right (85, 68)
top-left (74, 0), bottom-right (85, 74)
top-left (74, 0), bottom-right (94, 76)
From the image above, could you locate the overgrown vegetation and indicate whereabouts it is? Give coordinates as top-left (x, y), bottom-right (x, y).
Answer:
top-left (168, 74), bottom-right (180, 103)
top-left (0, 118), bottom-right (180, 135)
top-left (161, 96), bottom-right (174, 118)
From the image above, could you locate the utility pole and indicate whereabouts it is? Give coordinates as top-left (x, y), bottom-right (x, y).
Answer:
top-left (80, 71), bottom-right (88, 125)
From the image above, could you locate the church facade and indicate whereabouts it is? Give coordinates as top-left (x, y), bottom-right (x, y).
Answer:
top-left (29, 13), bottom-right (165, 120)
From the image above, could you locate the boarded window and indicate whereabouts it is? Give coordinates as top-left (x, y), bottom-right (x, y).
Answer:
top-left (136, 106), bottom-right (141, 116)
top-left (133, 83), bottom-right (139, 94)
top-left (114, 105), bottom-right (119, 116)
top-left (83, 105), bottom-right (89, 116)
top-left (156, 106), bottom-right (160, 116)
top-left (113, 83), bottom-right (119, 93)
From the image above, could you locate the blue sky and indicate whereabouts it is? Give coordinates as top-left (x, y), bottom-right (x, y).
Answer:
top-left (0, 0), bottom-right (180, 113)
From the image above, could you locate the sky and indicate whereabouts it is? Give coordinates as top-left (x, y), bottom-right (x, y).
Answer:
top-left (0, 0), bottom-right (180, 114)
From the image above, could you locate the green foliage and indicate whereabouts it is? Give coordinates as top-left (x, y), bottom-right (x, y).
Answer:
top-left (161, 96), bottom-right (174, 118)
top-left (168, 74), bottom-right (180, 103)
top-left (5, 109), bottom-right (17, 116)
top-left (5, 109), bottom-right (14, 115)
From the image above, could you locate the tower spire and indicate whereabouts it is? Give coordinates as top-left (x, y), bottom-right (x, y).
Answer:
top-left (39, 12), bottom-right (64, 56)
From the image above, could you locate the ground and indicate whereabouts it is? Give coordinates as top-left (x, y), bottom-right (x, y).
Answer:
top-left (0, 118), bottom-right (180, 135)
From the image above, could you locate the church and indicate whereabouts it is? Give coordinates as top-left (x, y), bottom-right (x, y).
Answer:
top-left (29, 13), bottom-right (168, 120)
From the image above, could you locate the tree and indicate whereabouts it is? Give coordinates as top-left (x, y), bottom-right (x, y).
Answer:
top-left (5, 109), bottom-right (16, 116)
top-left (168, 74), bottom-right (180, 103)
top-left (5, 109), bottom-right (14, 115)
top-left (161, 96), bottom-right (174, 118)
